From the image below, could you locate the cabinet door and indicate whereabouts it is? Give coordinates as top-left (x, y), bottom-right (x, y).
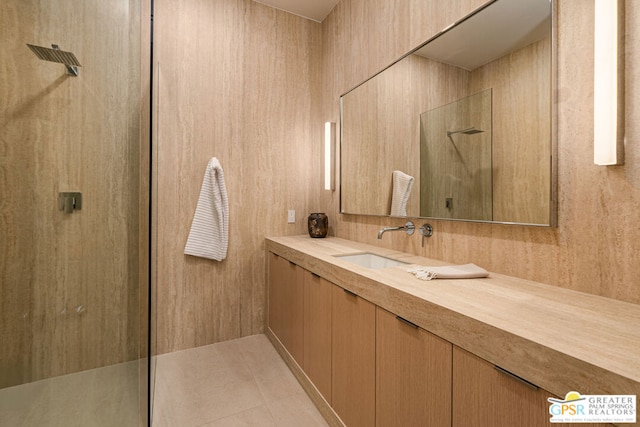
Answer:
top-left (303, 271), bottom-right (333, 403)
top-left (332, 286), bottom-right (376, 427)
top-left (267, 252), bottom-right (304, 366)
top-left (453, 346), bottom-right (610, 427)
top-left (376, 307), bottom-right (452, 427)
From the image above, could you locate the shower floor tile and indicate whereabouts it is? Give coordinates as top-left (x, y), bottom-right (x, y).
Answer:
top-left (152, 334), bottom-right (328, 427)
top-left (0, 360), bottom-right (139, 426)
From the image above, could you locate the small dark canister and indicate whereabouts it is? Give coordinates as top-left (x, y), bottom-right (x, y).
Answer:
top-left (307, 213), bottom-right (328, 238)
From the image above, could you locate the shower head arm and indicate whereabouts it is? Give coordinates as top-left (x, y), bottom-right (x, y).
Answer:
top-left (52, 45), bottom-right (79, 76)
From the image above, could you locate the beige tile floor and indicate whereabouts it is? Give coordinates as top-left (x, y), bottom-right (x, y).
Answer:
top-left (151, 334), bottom-right (329, 427)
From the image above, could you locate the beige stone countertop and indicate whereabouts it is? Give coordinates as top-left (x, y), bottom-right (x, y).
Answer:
top-left (266, 235), bottom-right (640, 400)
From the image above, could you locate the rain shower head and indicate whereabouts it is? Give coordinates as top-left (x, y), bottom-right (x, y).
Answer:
top-left (446, 127), bottom-right (484, 137)
top-left (27, 44), bottom-right (81, 76)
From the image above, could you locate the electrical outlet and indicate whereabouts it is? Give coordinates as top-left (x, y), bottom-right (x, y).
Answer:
top-left (287, 210), bottom-right (295, 223)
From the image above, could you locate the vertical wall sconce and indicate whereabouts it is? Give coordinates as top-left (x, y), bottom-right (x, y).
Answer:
top-left (324, 122), bottom-right (335, 190)
top-left (593, 0), bottom-right (624, 165)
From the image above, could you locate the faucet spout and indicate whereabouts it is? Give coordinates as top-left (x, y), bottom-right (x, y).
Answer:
top-left (377, 221), bottom-right (415, 239)
top-left (378, 226), bottom-right (403, 239)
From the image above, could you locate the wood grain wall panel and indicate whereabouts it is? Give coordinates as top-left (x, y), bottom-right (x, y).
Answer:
top-left (154, 0), bottom-right (322, 354)
top-left (321, 0), bottom-right (640, 304)
top-left (0, 0), bottom-right (143, 387)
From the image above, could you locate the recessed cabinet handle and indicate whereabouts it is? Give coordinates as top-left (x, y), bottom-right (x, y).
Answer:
top-left (494, 365), bottom-right (539, 390)
top-left (343, 288), bottom-right (357, 297)
top-left (396, 315), bottom-right (419, 329)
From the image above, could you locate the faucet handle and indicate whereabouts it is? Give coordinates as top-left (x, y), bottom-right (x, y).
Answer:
top-left (404, 221), bottom-right (415, 235)
top-left (419, 223), bottom-right (433, 247)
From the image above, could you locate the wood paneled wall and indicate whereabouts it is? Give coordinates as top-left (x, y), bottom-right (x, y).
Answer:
top-left (0, 0), bottom-right (144, 387)
top-left (153, 0), bottom-right (322, 354)
top-left (323, 0), bottom-right (640, 305)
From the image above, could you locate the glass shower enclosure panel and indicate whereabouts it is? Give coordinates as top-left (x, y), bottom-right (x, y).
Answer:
top-left (0, 0), bottom-right (149, 425)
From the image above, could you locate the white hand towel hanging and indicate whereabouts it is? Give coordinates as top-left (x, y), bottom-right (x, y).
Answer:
top-left (184, 157), bottom-right (229, 261)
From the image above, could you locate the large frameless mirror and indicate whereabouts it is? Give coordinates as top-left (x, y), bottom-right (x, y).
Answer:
top-left (340, 0), bottom-right (556, 226)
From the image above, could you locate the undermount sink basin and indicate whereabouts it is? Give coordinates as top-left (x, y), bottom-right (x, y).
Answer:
top-left (333, 252), bottom-right (409, 269)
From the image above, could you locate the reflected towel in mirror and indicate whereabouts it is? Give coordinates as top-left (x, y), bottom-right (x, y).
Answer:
top-left (390, 170), bottom-right (414, 216)
top-left (184, 157), bottom-right (229, 261)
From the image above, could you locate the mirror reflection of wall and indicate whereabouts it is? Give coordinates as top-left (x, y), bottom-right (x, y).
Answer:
top-left (420, 89), bottom-right (492, 221)
top-left (340, 58), bottom-right (423, 217)
top-left (474, 37), bottom-right (551, 224)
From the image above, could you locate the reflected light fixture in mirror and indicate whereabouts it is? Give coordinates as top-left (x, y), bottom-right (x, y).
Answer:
top-left (594, 0), bottom-right (624, 166)
top-left (324, 121), bottom-right (335, 190)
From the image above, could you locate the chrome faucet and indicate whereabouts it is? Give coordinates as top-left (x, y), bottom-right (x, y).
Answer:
top-left (377, 221), bottom-right (415, 239)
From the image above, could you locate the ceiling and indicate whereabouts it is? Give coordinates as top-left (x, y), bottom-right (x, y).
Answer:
top-left (416, 0), bottom-right (551, 71)
top-left (254, 0), bottom-right (551, 70)
top-left (252, 0), bottom-right (339, 23)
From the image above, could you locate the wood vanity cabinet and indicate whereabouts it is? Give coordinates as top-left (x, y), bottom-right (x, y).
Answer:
top-left (266, 240), bottom-right (631, 427)
top-left (267, 252), bottom-right (304, 367)
top-left (452, 346), bottom-right (610, 427)
top-left (376, 307), bottom-right (452, 427)
top-left (332, 285), bottom-right (376, 427)
top-left (303, 270), bottom-right (332, 403)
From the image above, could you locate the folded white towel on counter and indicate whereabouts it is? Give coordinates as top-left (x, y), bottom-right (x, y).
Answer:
top-left (184, 157), bottom-right (229, 261)
top-left (390, 170), bottom-right (414, 216)
top-left (407, 263), bottom-right (489, 281)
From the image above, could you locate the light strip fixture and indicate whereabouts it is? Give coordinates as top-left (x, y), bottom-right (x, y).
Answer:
top-left (593, 0), bottom-right (625, 165)
top-left (324, 122), bottom-right (335, 190)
